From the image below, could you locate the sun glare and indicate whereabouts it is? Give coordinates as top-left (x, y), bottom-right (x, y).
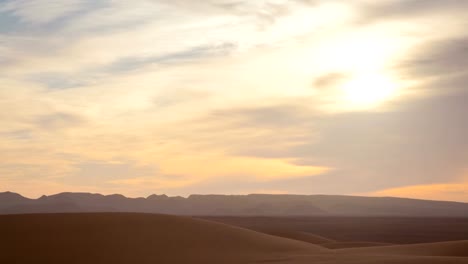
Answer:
top-left (340, 74), bottom-right (397, 109)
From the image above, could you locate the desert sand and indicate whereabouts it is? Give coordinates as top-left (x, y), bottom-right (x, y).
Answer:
top-left (203, 216), bottom-right (468, 244)
top-left (1, 213), bottom-right (468, 264)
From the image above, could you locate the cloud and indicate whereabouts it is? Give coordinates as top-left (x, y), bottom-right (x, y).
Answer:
top-left (0, 129), bottom-right (32, 141)
top-left (369, 181), bottom-right (468, 202)
top-left (1, 0), bottom-right (467, 201)
top-left (63, 161), bottom-right (160, 186)
top-left (104, 42), bottom-right (237, 73)
top-left (155, 0), bottom-right (296, 28)
top-left (0, 0), bottom-right (353, 79)
top-left (161, 103), bottom-right (318, 161)
top-left (26, 72), bottom-right (90, 89)
top-left (399, 37), bottom-right (468, 78)
top-left (23, 42), bottom-right (238, 89)
top-left (0, 0), bottom-right (87, 24)
top-left (313, 72), bottom-right (349, 89)
top-left (178, 84), bottom-right (468, 195)
top-left (310, 88), bottom-right (467, 193)
top-left (36, 112), bottom-right (85, 129)
top-left (156, 155), bottom-right (328, 181)
top-left (359, 0), bottom-right (468, 23)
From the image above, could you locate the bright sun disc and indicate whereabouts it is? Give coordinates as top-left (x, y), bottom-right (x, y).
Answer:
top-left (341, 74), bottom-right (396, 108)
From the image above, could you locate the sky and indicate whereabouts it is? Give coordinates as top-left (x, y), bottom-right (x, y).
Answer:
top-left (1, 0), bottom-right (467, 202)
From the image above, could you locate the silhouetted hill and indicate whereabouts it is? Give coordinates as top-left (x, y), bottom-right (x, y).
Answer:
top-left (0, 192), bottom-right (31, 210)
top-left (1, 192), bottom-right (467, 216)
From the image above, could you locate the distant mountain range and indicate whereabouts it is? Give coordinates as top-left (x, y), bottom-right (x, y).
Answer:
top-left (1, 192), bottom-right (467, 216)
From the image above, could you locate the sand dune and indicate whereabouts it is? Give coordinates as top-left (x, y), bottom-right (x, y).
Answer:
top-left (271, 255), bottom-right (468, 264)
top-left (264, 230), bottom-right (336, 244)
top-left (1, 213), bottom-right (468, 264)
top-left (0, 213), bottom-right (323, 264)
top-left (322, 241), bottom-right (393, 249)
top-left (261, 231), bottom-right (394, 249)
top-left (339, 240), bottom-right (468, 257)
top-left (203, 216), bottom-right (468, 244)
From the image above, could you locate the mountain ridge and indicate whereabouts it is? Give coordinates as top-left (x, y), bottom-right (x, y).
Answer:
top-left (1, 192), bottom-right (467, 216)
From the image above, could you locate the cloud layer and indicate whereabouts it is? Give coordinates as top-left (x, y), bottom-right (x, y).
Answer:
top-left (1, 0), bottom-right (467, 201)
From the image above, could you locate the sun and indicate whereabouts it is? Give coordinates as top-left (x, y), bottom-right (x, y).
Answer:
top-left (339, 73), bottom-right (397, 109)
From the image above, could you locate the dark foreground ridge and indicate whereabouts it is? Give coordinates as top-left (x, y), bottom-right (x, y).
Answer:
top-left (1, 213), bottom-right (468, 264)
top-left (1, 191), bottom-right (468, 216)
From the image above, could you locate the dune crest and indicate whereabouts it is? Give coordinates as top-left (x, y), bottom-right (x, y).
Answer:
top-left (339, 240), bottom-right (468, 257)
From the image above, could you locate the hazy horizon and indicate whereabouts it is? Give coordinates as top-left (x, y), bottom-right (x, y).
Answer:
top-left (3, 190), bottom-right (468, 204)
top-left (1, 0), bottom-right (467, 202)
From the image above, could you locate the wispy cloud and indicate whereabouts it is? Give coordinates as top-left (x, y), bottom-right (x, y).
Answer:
top-left (0, 0), bottom-right (87, 24)
top-left (369, 181), bottom-right (468, 202)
